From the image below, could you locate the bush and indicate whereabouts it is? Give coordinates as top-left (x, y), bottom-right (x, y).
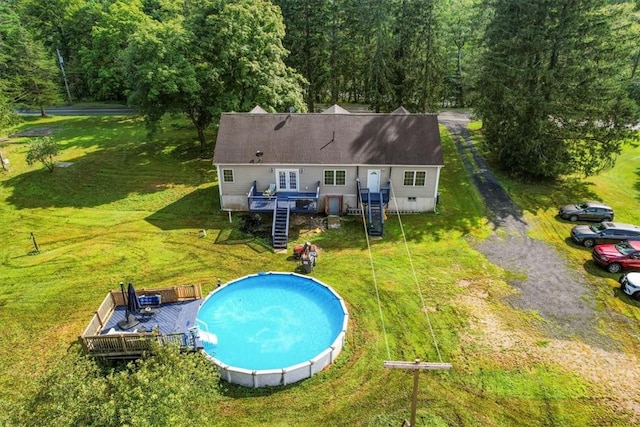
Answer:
top-left (25, 136), bottom-right (59, 172)
top-left (4, 345), bottom-right (222, 427)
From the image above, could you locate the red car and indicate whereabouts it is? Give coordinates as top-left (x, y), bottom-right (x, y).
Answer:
top-left (592, 240), bottom-right (640, 273)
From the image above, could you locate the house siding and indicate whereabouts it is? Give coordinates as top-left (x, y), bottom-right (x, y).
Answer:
top-left (216, 164), bottom-right (441, 213)
top-left (213, 107), bottom-right (444, 215)
top-left (386, 166), bottom-right (440, 212)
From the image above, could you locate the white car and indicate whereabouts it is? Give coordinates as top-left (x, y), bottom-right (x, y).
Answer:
top-left (619, 272), bottom-right (640, 300)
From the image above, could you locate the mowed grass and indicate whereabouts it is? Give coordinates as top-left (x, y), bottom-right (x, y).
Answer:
top-left (0, 116), bottom-right (637, 425)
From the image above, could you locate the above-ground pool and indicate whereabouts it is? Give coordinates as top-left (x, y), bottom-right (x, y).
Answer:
top-left (196, 272), bottom-right (348, 387)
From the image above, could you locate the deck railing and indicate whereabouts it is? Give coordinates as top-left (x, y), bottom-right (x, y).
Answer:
top-left (81, 332), bottom-right (196, 359)
top-left (79, 284), bottom-right (202, 359)
top-left (248, 180), bottom-right (320, 213)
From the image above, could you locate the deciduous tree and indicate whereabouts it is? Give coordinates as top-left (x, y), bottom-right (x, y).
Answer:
top-left (125, 0), bottom-right (306, 156)
top-left (80, 0), bottom-right (147, 102)
top-left (25, 136), bottom-right (60, 172)
top-left (7, 346), bottom-right (221, 426)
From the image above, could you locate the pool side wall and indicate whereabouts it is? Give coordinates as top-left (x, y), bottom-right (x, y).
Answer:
top-left (201, 272), bottom-right (349, 388)
top-left (209, 329), bottom-right (347, 387)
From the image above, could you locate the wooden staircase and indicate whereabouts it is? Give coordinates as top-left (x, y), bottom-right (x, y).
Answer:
top-left (272, 204), bottom-right (290, 249)
top-left (367, 197), bottom-right (384, 236)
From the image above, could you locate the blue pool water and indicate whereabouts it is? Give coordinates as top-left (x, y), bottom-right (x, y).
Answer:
top-left (196, 272), bottom-right (347, 371)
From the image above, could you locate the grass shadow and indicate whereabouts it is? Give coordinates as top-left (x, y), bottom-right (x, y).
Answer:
top-left (3, 140), bottom-right (214, 210)
top-left (564, 237), bottom-right (589, 250)
top-left (582, 260), bottom-right (612, 278)
top-left (466, 124), bottom-right (603, 216)
top-left (501, 175), bottom-right (602, 218)
top-left (145, 188), bottom-right (219, 230)
top-left (614, 287), bottom-right (640, 306)
top-left (205, 214), bottom-right (273, 253)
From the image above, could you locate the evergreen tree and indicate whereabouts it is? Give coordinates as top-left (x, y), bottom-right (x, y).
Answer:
top-left (19, 0), bottom-right (86, 100)
top-left (476, 0), bottom-right (639, 179)
top-left (0, 3), bottom-right (61, 115)
top-left (0, 13), bottom-right (18, 128)
top-left (440, 0), bottom-right (484, 108)
top-left (366, 0), bottom-right (393, 112)
top-left (276, 0), bottom-right (331, 112)
top-left (379, 0), bottom-right (446, 112)
top-left (336, 0), bottom-right (368, 104)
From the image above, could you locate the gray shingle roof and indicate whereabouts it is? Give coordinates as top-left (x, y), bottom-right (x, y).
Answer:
top-left (213, 108), bottom-right (443, 166)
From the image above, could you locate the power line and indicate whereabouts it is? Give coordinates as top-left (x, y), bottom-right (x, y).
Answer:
top-left (383, 182), bottom-right (452, 427)
top-left (358, 180), bottom-right (391, 359)
top-left (389, 181), bottom-right (444, 363)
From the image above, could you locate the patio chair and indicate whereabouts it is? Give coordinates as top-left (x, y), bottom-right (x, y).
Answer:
top-left (263, 183), bottom-right (276, 197)
top-left (138, 294), bottom-right (161, 319)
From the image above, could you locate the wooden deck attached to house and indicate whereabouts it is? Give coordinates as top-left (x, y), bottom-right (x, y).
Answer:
top-left (247, 181), bottom-right (321, 213)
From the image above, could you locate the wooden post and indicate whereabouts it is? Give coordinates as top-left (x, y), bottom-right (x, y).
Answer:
top-left (410, 366), bottom-right (420, 426)
top-left (30, 232), bottom-right (40, 253)
top-left (0, 150), bottom-right (8, 172)
top-left (95, 311), bottom-right (104, 328)
top-left (383, 359), bottom-right (452, 426)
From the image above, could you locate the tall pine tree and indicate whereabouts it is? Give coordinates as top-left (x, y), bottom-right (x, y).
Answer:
top-left (1, 3), bottom-right (60, 115)
top-left (476, 0), bottom-right (639, 179)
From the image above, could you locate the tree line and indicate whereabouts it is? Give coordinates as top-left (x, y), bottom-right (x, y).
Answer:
top-left (1, 0), bottom-right (639, 178)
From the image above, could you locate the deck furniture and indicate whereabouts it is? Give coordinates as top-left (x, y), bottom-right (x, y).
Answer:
top-left (263, 183), bottom-right (276, 197)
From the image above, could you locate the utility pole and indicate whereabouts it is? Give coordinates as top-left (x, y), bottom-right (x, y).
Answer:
top-left (383, 359), bottom-right (452, 427)
top-left (56, 48), bottom-right (73, 105)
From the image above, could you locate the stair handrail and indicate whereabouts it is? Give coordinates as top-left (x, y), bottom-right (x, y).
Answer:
top-left (271, 204), bottom-right (278, 237)
top-left (284, 205), bottom-right (290, 239)
top-left (367, 195), bottom-right (374, 227)
top-left (376, 193), bottom-right (384, 235)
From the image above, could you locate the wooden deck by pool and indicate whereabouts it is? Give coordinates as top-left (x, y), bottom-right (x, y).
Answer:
top-left (80, 284), bottom-right (204, 359)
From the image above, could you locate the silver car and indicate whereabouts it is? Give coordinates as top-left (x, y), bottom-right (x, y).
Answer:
top-left (559, 201), bottom-right (614, 222)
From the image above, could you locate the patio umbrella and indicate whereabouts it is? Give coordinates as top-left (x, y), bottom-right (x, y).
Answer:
top-left (117, 282), bottom-right (140, 330)
top-left (127, 282), bottom-right (141, 314)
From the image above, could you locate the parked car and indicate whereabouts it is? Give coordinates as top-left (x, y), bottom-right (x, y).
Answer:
top-left (619, 272), bottom-right (640, 300)
top-left (559, 201), bottom-right (614, 222)
top-left (571, 222), bottom-right (640, 247)
top-left (592, 240), bottom-right (640, 273)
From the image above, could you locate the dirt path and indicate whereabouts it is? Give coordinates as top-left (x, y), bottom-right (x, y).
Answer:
top-left (439, 112), bottom-right (640, 420)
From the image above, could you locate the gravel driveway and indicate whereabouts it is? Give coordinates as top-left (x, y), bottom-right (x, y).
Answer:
top-left (440, 112), bottom-right (615, 348)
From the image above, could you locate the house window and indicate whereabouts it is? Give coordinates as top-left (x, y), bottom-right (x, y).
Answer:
top-left (403, 170), bottom-right (426, 186)
top-left (324, 170), bottom-right (346, 186)
top-left (222, 169), bottom-right (234, 183)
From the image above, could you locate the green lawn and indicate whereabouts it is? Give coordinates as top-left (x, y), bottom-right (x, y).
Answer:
top-left (1, 116), bottom-right (639, 425)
